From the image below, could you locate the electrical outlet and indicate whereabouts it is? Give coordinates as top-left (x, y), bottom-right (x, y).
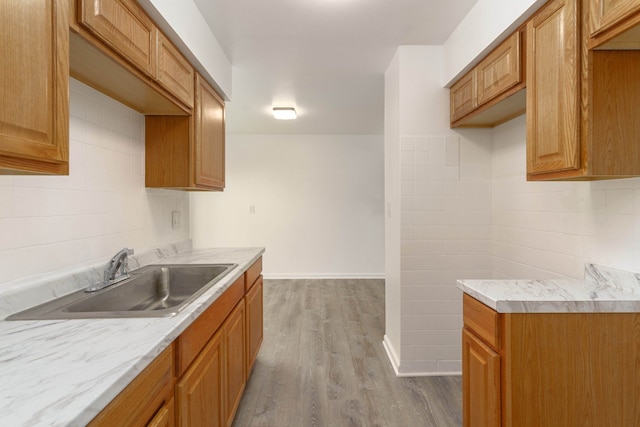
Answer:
top-left (171, 210), bottom-right (181, 229)
top-left (249, 205), bottom-right (256, 214)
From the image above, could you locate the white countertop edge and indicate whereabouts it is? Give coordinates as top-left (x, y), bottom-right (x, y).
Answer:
top-left (457, 274), bottom-right (640, 314)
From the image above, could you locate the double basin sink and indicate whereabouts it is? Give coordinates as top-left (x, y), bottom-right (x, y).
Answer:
top-left (7, 264), bottom-right (237, 320)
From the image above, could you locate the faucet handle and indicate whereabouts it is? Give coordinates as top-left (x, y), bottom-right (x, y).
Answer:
top-left (125, 248), bottom-right (134, 256)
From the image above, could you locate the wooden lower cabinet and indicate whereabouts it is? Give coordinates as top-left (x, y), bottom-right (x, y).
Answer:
top-left (148, 398), bottom-right (175, 427)
top-left (462, 293), bottom-right (640, 426)
top-left (224, 302), bottom-right (246, 426)
top-left (88, 345), bottom-right (174, 427)
top-left (462, 329), bottom-right (500, 427)
top-left (245, 275), bottom-right (263, 375)
top-left (176, 329), bottom-right (225, 427)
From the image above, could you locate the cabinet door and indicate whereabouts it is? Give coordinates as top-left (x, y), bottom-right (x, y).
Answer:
top-left (462, 329), bottom-right (500, 427)
top-left (450, 70), bottom-right (477, 123)
top-left (245, 276), bottom-right (264, 375)
top-left (176, 330), bottom-right (225, 427)
top-left (225, 301), bottom-right (246, 427)
top-left (195, 74), bottom-right (225, 190)
top-left (79, 0), bottom-right (157, 78)
top-left (477, 31), bottom-right (522, 106)
top-left (589, 0), bottom-right (640, 36)
top-left (0, 0), bottom-right (68, 174)
top-left (526, 0), bottom-right (581, 176)
top-left (157, 32), bottom-right (194, 109)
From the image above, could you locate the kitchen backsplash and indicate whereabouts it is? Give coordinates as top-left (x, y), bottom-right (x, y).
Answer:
top-left (492, 115), bottom-right (640, 280)
top-left (0, 79), bottom-right (189, 288)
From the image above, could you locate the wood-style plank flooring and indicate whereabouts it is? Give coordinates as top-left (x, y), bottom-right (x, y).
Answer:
top-left (233, 279), bottom-right (462, 427)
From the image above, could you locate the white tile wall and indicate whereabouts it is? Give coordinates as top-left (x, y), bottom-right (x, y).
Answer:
top-left (399, 134), bottom-right (492, 374)
top-left (492, 115), bottom-right (640, 278)
top-left (0, 79), bottom-right (189, 287)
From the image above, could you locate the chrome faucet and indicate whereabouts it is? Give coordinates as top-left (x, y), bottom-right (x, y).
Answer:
top-left (86, 248), bottom-right (134, 292)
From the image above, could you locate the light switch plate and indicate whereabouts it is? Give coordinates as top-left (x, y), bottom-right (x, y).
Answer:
top-left (171, 210), bottom-right (181, 229)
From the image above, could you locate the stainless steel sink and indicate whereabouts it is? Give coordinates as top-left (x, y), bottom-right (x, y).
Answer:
top-left (6, 264), bottom-right (237, 320)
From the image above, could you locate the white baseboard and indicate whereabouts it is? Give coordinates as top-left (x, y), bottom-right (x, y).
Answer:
top-left (382, 335), bottom-right (400, 375)
top-left (382, 336), bottom-right (462, 377)
top-left (263, 273), bottom-right (385, 280)
top-left (394, 370), bottom-right (462, 377)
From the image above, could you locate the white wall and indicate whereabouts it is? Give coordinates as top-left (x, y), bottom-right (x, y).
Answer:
top-left (190, 134), bottom-right (385, 278)
top-left (384, 50), bottom-right (402, 366)
top-left (442, 0), bottom-right (546, 85)
top-left (492, 115), bottom-right (640, 278)
top-left (0, 79), bottom-right (189, 287)
top-left (385, 46), bottom-right (492, 376)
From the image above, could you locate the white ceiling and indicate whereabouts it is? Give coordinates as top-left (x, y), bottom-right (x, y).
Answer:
top-left (192, 0), bottom-right (478, 135)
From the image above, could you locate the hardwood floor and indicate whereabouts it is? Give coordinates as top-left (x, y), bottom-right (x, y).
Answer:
top-left (233, 279), bottom-right (462, 427)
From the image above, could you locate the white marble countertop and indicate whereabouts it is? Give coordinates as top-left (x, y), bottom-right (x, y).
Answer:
top-left (0, 245), bottom-right (264, 427)
top-left (458, 264), bottom-right (640, 313)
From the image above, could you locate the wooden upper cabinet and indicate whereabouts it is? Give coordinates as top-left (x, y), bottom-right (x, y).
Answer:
top-left (145, 74), bottom-right (225, 191)
top-left (590, 0), bottom-right (640, 37)
top-left (527, 0), bottom-right (640, 180)
top-left (589, 0), bottom-right (640, 48)
top-left (195, 74), bottom-right (226, 190)
top-left (450, 71), bottom-right (477, 123)
top-left (0, 0), bottom-right (69, 174)
top-left (78, 0), bottom-right (157, 78)
top-left (476, 31), bottom-right (523, 105)
top-left (157, 32), bottom-right (195, 109)
top-left (450, 30), bottom-right (525, 128)
top-left (526, 0), bottom-right (581, 177)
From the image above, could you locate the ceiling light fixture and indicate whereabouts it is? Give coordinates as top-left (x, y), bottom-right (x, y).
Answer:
top-left (272, 107), bottom-right (297, 120)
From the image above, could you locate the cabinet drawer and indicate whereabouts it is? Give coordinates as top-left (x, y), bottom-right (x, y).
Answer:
top-left (476, 31), bottom-right (522, 106)
top-left (89, 344), bottom-right (174, 426)
top-left (79, 0), bottom-right (157, 78)
top-left (245, 257), bottom-right (263, 292)
top-left (157, 32), bottom-right (194, 109)
top-left (176, 275), bottom-right (244, 377)
top-left (463, 294), bottom-right (499, 348)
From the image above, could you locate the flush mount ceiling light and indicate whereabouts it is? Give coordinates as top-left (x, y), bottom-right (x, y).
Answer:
top-left (272, 107), bottom-right (297, 120)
